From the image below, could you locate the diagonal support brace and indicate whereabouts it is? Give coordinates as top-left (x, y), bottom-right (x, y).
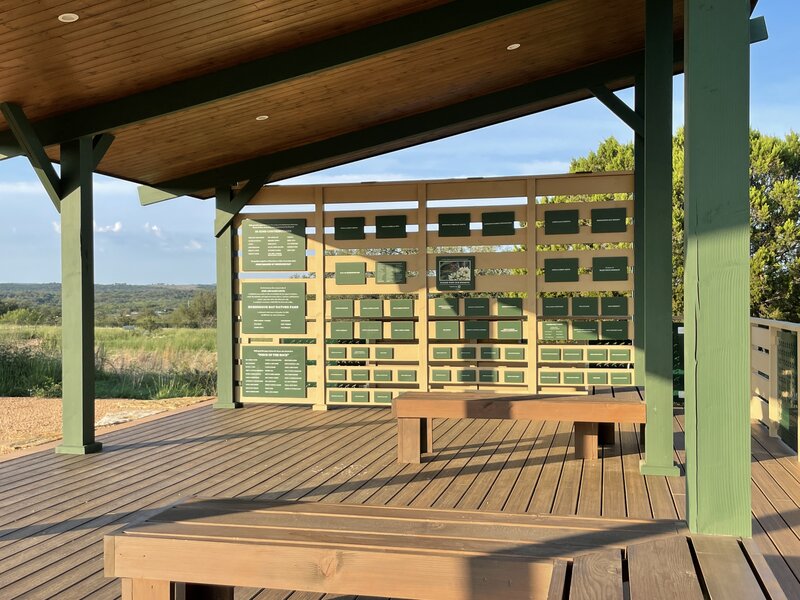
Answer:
top-left (589, 86), bottom-right (644, 135)
top-left (214, 175), bottom-right (269, 237)
top-left (1, 102), bottom-right (63, 211)
top-left (0, 103), bottom-right (113, 211)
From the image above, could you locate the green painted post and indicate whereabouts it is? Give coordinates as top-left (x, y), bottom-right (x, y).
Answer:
top-left (214, 187), bottom-right (242, 409)
top-left (633, 74), bottom-right (645, 387)
top-left (683, 0), bottom-right (751, 536)
top-left (640, 0), bottom-right (679, 477)
top-left (56, 137), bottom-right (101, 455)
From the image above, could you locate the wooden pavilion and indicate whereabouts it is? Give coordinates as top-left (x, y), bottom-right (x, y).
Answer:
top-left (0, 0), bottom-right (777, 597)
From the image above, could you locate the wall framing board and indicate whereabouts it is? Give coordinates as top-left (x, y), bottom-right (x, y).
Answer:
top-left (231, 172), bottom-right (635, 408)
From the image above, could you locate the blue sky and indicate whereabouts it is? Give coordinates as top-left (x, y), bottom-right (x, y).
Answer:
top-left (0, 1), bottom-right (796, 285)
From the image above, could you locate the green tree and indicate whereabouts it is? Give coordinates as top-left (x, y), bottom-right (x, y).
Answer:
top-left (169, 290), bottom-right (216, 328)
top-left (569, 130), bottom-right (800, 321)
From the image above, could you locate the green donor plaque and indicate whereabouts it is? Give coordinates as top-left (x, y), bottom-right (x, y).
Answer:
top-left (544, 210), bottom-right (579, 235)
top-left (542, 321), bottom-right (568, 340)
top-left (241, 218), bottom-right (306, 272)
top-left (242, 346), bottom-right (306, 398)
top-left (593, 257), bottom-right (629, 281)
top-left (376, 261), bottom-right (407, 284)
top-left (438, 213), bottom-right (471, 237)
top-left (241, 282), bottom-right (306, 334)
top-left (335, 262), bottom-right (366, 285)
top-left (542, 297), bottom-right (568, 316)
top-left (389, 299), bottom-right (414, 317)
top-left (482, 211), bottom-right (515, 236)
top-left (602, 320), bottom-right (630, 340)
top-left (330, 321), bottom-right (354, 339)
top-left (497, 297), bottom-right (522, 316)
top-left (334, 217), bottom-right (365, 240)
top-left (464, 297), bottom-right (490, 316)
top-left (544, 258), bottom-right (579, 283)
top-left (497, 321), bottom-right (522, 340)
top-left (571, 297), bottom-right (599, 316)
top-left (436, 256), bottom-right (475, 291)
top-left (435, 321), bottom-right (460, 339)
top-left (464, 320), bottom-right (490, 339)
top-left (591, 207), bottom-right (627, 233)
top-left (329, 299), bottom-right (354, 317)
top-left (359, 298), bottom-right (383, 317)
top-left (601, 296), bottom-right (629, 316)
top-left (375, 214), bottom-right (407, 239)
top-left (359, 320), bottom-right (383, 340)
top-left (434, 297), bottom-right (459, 316)
top-left (572, 320), bottom-right (599, 340)
top-left (391, 321), bottom-right (415, 340)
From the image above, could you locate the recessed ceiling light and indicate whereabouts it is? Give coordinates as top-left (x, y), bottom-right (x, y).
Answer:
top-left (255, 115), bottom-right (269, 121)
top-left (58, 13), bottom-right (79, 23)
top-left (506, 43), bottom-right (521, 51)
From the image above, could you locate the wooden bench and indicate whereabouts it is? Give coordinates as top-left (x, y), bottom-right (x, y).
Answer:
top-left (392, 389), bottom-right (646, 463)
top-left (104, 497), bottom-right (683, 600)
top-left (547, 535), bottom-right (787, 599)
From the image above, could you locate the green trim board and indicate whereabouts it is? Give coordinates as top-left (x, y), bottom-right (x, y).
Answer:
top-left (241, 346), bottom-right (307, 398)
top-left (436, 256), bottom-right (475, 291)
top-left (335, 262), bottom-right (366, 285)
top-left (334, 217), bottom-right (365, 240)
top-left (241, 282), bottom-right (306, 335)
top-left (591, 207), bottom-right (627, 233)
top-left (544, 209), bottom-right (579, 235)
top-left (544, 258), bottom-right (579, 283)
top-left (592, 257), bottom-right (628, 281)
top-left (375, 261), bottom-right (407, 284)
top-left (375, 214), bottom-right (407, 239)
top-left (438, 213), bottom-right (471, 237)
top-left (241, 218), bottom-right (306, 271)
top-left (482, 211), bottom-right (516, 236)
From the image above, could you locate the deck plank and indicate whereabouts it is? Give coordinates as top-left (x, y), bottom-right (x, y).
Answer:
top-left (0, 404), bottom-right (797, 598)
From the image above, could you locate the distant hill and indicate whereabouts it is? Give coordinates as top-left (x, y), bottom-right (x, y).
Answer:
top-left (0, 283), bottom-right (215, 327)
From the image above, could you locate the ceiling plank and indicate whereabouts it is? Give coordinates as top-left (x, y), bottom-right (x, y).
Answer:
top-left (153, 51), bottom-right (649, 196)
top-left (0, 0), bottom-right (554, 157)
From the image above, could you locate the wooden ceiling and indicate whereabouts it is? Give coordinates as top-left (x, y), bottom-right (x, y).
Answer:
top-left (0, 0), bottom-right (689, 196)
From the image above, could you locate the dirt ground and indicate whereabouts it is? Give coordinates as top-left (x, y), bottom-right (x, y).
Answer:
top-left (0, 396), bottom-right (212, 455)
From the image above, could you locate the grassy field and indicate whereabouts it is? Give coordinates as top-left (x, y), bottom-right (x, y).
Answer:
top-left (0, 325), bottom-right (216, 399)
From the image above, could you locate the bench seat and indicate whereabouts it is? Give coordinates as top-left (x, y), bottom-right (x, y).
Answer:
top-left (392, 389), bottom-right (645, 463)
top-left (104, 497), bottom-right (681, 600)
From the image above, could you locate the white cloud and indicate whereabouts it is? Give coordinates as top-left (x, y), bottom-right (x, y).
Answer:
top-left (51, 221), bottom-right (61, 234)
top-left (144, 222), bottom-right (164, 238)
top-left (95, 221), bottom-right (123, 233)
top-left (184, 240), bottom-right (203, 251)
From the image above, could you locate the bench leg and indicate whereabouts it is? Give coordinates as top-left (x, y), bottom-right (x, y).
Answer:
top-left (121, 579), bottom-right (171, 600)
top-left (639, 422), bottom-right (646, 450)
top-left (175, 583), bottom-right (235, 600)
top-left (422, 418), bottom-right (434, 453)
top-left (397, 418), bottom-right (423, 463)
top-left (598, 422), bottom-right (616, 446)
top-left (574, 422), bottom-right (599, 460)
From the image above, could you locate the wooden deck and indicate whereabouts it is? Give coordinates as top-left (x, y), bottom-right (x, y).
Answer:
top-left (0, 403), bottom-right (799, 598)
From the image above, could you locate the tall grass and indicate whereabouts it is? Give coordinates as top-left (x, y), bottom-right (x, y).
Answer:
top-left (0, 325), bottom-right (216, 399)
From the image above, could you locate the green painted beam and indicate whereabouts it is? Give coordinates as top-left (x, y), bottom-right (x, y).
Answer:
top-left (589, 85), bottom-right (644, 135)
top-left (214, 187), bottom-right (242, 409)
top-left (640, 0), bottom-right (679, 478)
top-left (92, 133), bottom-right (115, 169)
top-left (138, 186), bottom-right (179, 206)
top-left (213, 175), bottom-right (269, 237)
top-left (0, 102), bottom-right (61, 211)
top-left (633, 74), bottom-right (645, 387)
top-left (750, 16), bottom-right (769, 44)
top-left (153, 51), bottom-right (651, 195)
top-left (55, 136), bottom-right (101, 455)
top-left (683, 0), bottom-right (751, 537)
top-left (0, 0), bottom-right (554, 156)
